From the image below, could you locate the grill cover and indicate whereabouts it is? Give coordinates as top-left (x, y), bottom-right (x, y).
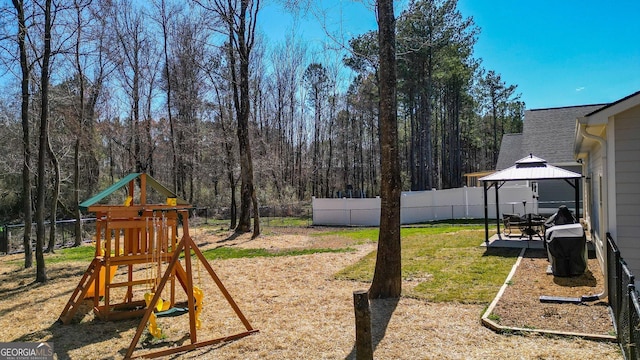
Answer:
top-left (545, 223), bottom-right (587, 277)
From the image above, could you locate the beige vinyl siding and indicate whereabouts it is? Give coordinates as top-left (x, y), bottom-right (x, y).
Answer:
top-left (615, 105), bottom-right (640, 275)
top-left (587, 141), bottom-right (604, 236)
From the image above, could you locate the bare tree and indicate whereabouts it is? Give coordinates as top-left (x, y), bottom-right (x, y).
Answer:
top-left (34, 0), bottom-right (53, 282)
top-left (266, 34), bottom-right (306, 200)
top-left (369, 0), bottom-right (401, 299)
top-left (71, 0), bottom-right (88, 247)
top-left (303, 62), bottom-right (329, 197)
top-left (44, 117), bottom-right (60, 253)
top-left (11, 0), bottom-right (33, 268)
top-left (196, 0), bottom-right (260, 237)
top-left (166, 14), bottom-right (206, 202)
top-left (107, 0), bottom-right (157, 174)
top-left (155, 0), bottom-right (178, 192)
top-left (54, 0), bottom-right (110, 247)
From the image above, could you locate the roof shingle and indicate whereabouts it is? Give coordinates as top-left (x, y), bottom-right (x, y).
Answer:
top-left (496, 133), bottom-right (523, 170)
top-left (497, 104), bottom-right (606, 168)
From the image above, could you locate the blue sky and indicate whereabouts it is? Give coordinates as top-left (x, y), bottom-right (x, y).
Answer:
top-left (457, 0), bottom-right (640, 109)
top-left (259, 0), bottom-right (640, 110)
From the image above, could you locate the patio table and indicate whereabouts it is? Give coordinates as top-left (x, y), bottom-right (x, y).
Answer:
top-left (519, 213), bottom-right (545, 241)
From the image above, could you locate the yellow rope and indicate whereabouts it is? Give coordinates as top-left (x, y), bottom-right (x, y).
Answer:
top-left (144, 214), bottom-right (168, 339)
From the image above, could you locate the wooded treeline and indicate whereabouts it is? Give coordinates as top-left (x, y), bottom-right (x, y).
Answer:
top-left (0, 0), bottom-right (523, 225)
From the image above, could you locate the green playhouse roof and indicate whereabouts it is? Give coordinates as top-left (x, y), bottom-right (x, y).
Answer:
top-left (79, 173), bottom-right (189, 211)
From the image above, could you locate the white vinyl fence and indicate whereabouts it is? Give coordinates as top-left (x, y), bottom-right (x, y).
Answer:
top-left (312, 185), bottom-right (536, 226)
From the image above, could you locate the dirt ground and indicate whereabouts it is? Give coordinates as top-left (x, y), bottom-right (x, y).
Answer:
top-left (0, 227), bottom-right (621, 359)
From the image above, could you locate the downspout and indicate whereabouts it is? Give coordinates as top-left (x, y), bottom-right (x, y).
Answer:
top-left (577, 122), bottom-right (608, 300)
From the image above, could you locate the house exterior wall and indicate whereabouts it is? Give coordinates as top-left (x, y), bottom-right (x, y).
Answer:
top-left (585, 142), bottom-right (604, 238)
top-left (614, 105), bottom-right (640, 275)
top-left (582, 137), bottom-right (607, 274)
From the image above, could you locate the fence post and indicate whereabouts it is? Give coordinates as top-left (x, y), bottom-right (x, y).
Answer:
top-left (0, 225), bottom-right (6, 253)
top-left (353, 290), bottom-right (373, 360)
top-left (628, 284), bottom-right (637, 360)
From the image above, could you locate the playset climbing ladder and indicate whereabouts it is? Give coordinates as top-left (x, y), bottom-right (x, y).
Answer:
top-left (58, 173), bottom-right (257, 359)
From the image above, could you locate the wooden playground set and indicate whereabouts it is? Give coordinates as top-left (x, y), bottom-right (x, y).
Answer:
top-left (57, 173), bottom-right (257, 359)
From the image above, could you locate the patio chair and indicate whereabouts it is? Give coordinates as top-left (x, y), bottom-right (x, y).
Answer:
top-left (502, 213), bottom-right (523, 236)
top-left (544, 205), bottom-right (577, 228)
top-left (519, 213), bottom-right (546, 240)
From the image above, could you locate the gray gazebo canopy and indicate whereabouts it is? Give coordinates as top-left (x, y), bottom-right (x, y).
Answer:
top-left (479, 154), bottom-right (582, 243)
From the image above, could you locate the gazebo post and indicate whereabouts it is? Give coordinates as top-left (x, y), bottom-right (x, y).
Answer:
top-left (575, 178), bottom-right (580, 220)
top-left (495, 181), bottom-right (501, 236)
top-left (483, 181), bottom-right (489, 243)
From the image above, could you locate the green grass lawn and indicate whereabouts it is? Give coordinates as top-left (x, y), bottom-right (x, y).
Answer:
top-left (38, 243), bottom-right (351, 264)
top-left (47, 245), bottom-right (96, 263)
top-left (334, 226), bottom-right (520, 303)
top-left (4, 245), bottom-right (97, 267)
top-left (200, 216), bottom-right (311, 228)
top-left (310, 227), bottom-right (380, 244)
top-left (200, 246), bottom-right (352, 260)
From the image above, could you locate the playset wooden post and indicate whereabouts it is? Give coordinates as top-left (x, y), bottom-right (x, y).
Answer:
top-left (58, 173), bottom-right (257, 359)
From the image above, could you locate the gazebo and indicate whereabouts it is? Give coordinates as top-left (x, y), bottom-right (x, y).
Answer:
top-left (479, 154), bottom-right (582, 243)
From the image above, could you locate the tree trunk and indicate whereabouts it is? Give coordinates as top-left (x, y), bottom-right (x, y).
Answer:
top-left (312, 89), bottom-right (320, 197)
top-left (251, 188), bottom-right (260, 238)
top-left (325, 101), bottom-right (334, 198)
top-left (132, 53), bottom-right (142, 173)
top-left (229, 175), bottom-right (237, 229)
top-left (369, 0), bottom-right (401, 299)
top-left (85, 69), bottom-right (102, 196)
top-left (13, 0), bottom-right (33, 269)
top-left (160, 0), bottom-right (178, 194)
top-left (230, 0), bottom-right (260, 237)
top-left (73, 0), bottom-right (84, 247)
top-left (46, 133), bottom-right (60, 253)
top-left (409, 95), bottom-right (417, 190)
top-left (214, 83), bottom-right (238, 230)
top-left (74, 139), bottom-right (82, 246)
top-left (223, 129), bottom-right (237, 229)
top-left (35, 0), bottom-right (53, 283)
top-left (237, 116), bottom-right (256, 234)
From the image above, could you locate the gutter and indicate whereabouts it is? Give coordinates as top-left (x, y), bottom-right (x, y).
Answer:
top-left (577, 120), bottom-right (608, 300)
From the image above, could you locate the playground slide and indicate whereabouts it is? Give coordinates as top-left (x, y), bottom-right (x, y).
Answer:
top-left (85, 265), bottom-right (118, 298)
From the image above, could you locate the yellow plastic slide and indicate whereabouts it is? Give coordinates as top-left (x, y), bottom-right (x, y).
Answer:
top-left (85, 265), bottom-right (117, 298)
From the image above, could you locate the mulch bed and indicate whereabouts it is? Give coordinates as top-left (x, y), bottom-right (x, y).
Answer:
top-left (490, 248), bottom-right (615, 336)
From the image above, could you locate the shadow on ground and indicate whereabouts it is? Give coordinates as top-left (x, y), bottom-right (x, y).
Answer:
top-left (553, 269), bottom-right (598, 287)
top-left (12, 313), bottom-right (139, 360)
top-left (481, 247), bottom-right (522, 258)
top-left (344, 297), bottom-right (399, 360)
